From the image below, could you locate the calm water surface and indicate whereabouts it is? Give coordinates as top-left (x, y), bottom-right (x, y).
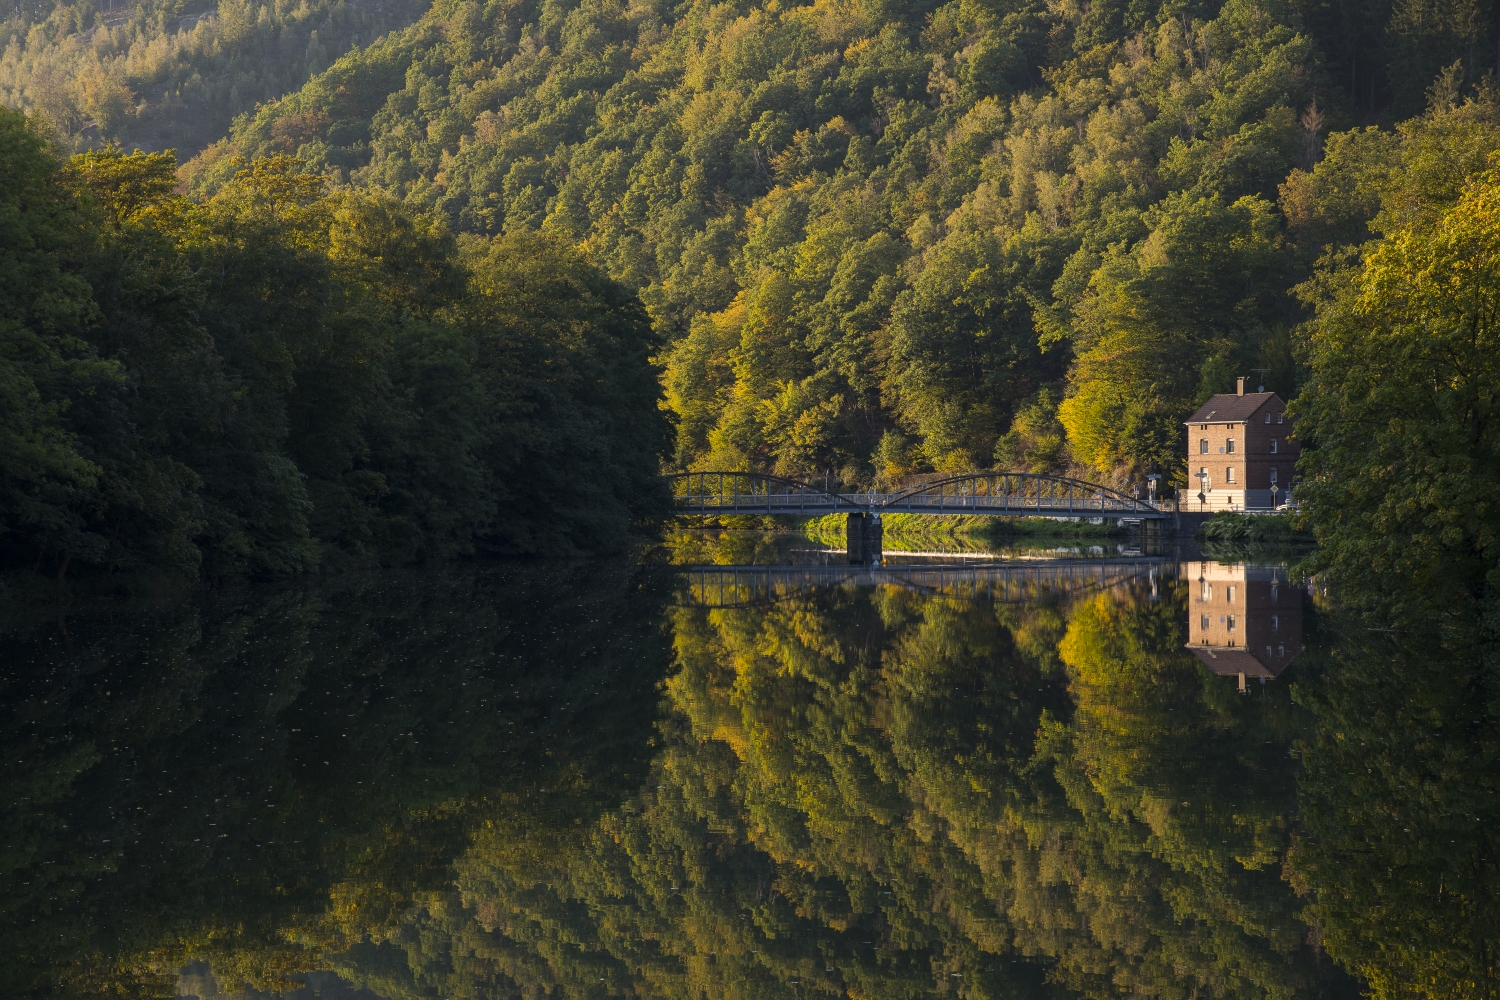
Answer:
top-left (2, 532), bottom-right (1495, 998)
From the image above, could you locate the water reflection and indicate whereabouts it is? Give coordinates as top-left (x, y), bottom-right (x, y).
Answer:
top-left (1184, 561), bottom-right (1304, 691)
top-left (2, 547), bottom-right (1494, 999)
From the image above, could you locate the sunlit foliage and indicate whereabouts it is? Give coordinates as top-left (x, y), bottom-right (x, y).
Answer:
top-left (172, 0), bottom-right (1500, 490)
top-left (1293, 102), bottom-right (1500, 624)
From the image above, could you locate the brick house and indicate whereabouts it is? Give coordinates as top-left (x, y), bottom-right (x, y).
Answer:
top-left (1184, 378), bottom-right (1298, 510)
top-left (1184, 560), bottom-right (1303, 691)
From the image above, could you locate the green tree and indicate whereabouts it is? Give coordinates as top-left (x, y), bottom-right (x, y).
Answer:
top-left (1295, 160), bottom-right (1500, 624)
top-left (1058, 193), bottom-right (1285, 480)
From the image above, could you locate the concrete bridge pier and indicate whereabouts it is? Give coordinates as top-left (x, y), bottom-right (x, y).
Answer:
top-left (847, 512), bottom-right (883, 565)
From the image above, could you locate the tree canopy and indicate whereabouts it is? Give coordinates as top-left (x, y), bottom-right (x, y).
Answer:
top-left (0, 106), bottom-right (669, 587)
top-left (158, 0), bottom-right (1500, 491)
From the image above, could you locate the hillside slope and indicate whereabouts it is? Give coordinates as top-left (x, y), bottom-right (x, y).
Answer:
top-left (195, 0), bottom-right (1500, 487)
top-left (2, 0), bottom-right (429, 155)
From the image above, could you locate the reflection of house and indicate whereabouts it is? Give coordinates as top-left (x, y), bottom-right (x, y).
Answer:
top-left (1184, 561), bottom-right (1303, 692)
top-left (1184, 378), bottom-right (1299, 510)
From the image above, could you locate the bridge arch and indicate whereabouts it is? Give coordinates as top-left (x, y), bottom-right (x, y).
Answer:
top-left (882, 472), bottom-right (1157, 515)
top-left (667, 471), bottom-right (1165, 518)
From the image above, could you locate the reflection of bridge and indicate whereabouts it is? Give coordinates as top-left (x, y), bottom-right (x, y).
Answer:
top-left (668, 472), bottom-right (1171, 518)
top-left (680, 559), bottom-right (1172, 609)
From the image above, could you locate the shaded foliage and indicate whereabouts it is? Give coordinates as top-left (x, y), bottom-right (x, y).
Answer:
top-left (0, 109), bottom-right (669, 586)
top-left (2, 0), bottom-right (428, 154)
top-left (0, 560), bottom-right (671, 997)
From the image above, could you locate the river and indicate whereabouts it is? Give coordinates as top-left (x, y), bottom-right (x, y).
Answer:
top-left (2, 531), bottom-right (1494, 998)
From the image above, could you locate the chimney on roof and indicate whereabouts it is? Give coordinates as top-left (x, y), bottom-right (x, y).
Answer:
top-left (1236, 377), bottom-right (1245, 396)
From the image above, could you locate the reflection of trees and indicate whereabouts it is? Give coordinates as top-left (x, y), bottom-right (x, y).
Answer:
top-left (1026, 587), bottom-right (1341, 999)
top-left (340, 578), bottom-right (1356, 999)
top-left (1, 563), bottom-right (669, 997)
top-left (1289, 628), bottom-right (1500, 1000)
top-left (30, 565), bottom-right (1486, 999)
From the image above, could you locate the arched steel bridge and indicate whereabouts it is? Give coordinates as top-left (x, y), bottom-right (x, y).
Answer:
top-left (680, 558), bottom-right (1171, 609)
top-left (668, 472), bottom-right (1170, 519)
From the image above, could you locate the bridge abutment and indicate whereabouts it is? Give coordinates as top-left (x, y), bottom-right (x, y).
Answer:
top-left (847, 513), bottom-right (883, 565)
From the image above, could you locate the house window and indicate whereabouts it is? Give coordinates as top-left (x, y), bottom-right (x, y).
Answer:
top-left (1278, 644), bottom-right (1285, 656)
top-left (1277, 413), bottom-right (1284, 424)
top-left (1201, 615), bottom-right (1209, 629)
top-left (1200, 438), bottom-right (1208, 454)
top-left (1270, 468), bottom-right (1278, 483)
top-left (1266, 645), bottom-right (1274, 658)
top-left (1201, 581), bottom-right (1212, 600)
top-left (1226, 467), bottom-right (1235, 483)
top-left (1270, 439), bottom-right (1278, 454)
top-left (1264, 413), bottom-right (1271, 423)
top-left (1227, 615), bottom-right (1236, 631)
top-left (1226, 438), bottom-right (1236, 454)
top-left (1227, 586), bottom-right (1235, 603)
top-left (1272, 614), bottom-right (1279, 631)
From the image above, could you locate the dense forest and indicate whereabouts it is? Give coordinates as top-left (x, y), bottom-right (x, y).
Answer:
top-left (0, 108), bottom-right (668, 586)
top-left (184, 0), bottom-right (1500, 491)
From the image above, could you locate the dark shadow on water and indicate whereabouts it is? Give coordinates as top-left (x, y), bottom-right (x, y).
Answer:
top-left (0, 561), bottom-right (673, 998)
top-left (3, 553), bottom-right (1493, 998)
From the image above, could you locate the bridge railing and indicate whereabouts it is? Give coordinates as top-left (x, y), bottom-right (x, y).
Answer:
top-left (667, 471), bottom-right (1168, 516)
top-left (668, 472), bottom-right (864, 513)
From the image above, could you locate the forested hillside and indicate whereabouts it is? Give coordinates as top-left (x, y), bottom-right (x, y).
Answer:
top-left (189, 0), bottom-right (1500, 488)
top-left (1, 0), bottom-right (428, 154)
top-left (0, 108), bottom-right (667, 586)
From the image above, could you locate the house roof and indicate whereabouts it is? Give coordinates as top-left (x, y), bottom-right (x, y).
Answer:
top-left (1185, 392), bottom-right (1278, 424)
top-left (1187, 645), bottom-right (1289, 679)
